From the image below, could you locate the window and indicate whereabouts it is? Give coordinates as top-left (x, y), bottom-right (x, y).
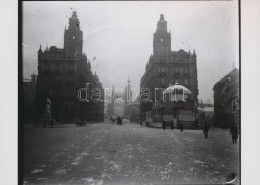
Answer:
top-left (55, 65), bottom-right (59, 71)
top-left (55, 77), bottom-right (59, 82)
top-left (180, 67), bottom-right (183, 76)
top-left (185, 79), bottom-right (188, 85)
top-left (40, 65), bottom-right (44, 72)
top-left (157, 66), bottom-right (160, 73)
top-left (69, 65), bottom-right (74, 71)
top-left (161, 66), bottom-right (165, 73)
top-left (161, 78), bottom-right (165, 84)
top-left (50, 64), bottom-right (55, 72)
top-left (232, 101), bottom-right (239, 111)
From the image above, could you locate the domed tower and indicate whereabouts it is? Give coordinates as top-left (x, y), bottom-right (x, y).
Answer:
top-left (64, 11), bottom-right (83, 55)
top-left (153, 14), bottom-right (171, 58)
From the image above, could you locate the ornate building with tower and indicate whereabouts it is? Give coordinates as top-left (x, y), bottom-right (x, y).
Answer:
top-left (140, 14), bottom-right (198, 119)
top-left (36, 11), bottom-right (104, 122)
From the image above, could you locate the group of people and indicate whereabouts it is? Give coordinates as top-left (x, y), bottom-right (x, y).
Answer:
top-left (202, 121), bottom-right (239, 144)
top-left (116, 116), bottom-right (123, 125)
top-left (109, 116), bottom-right (123, 126)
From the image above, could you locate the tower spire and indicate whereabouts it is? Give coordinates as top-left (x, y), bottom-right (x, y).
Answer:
top-left (156, 14), bottom-right (167, 32)
top-left (64, 10), bottom-right (83, 55)
top-left (153, 14), bottom-right (171, 57)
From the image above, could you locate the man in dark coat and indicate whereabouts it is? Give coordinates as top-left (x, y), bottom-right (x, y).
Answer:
top-left (116, 116), bottom-right (120, 125)
top-left (119, 117), bottom-right (122, 125)
top-left (203, 121), bottom-right (209, 138)
top-left (180, 122), bottom-right (184, 132)
top-left (230, 122), bottom-right (239, 143)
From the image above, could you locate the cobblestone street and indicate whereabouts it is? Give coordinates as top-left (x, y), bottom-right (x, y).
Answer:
top-left (23, 121), bottom-right (239, 185)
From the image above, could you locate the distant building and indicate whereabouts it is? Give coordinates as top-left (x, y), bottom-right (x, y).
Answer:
top-left (140, 14), bottom-right (198, 119)
top-left (23, 73), bottom-right (37, 122)
top-left (123, 78), bottom-right (133, 117)
top-left (107, 86), bottom-right (115, 116)
top-left (36, 11), bottom-right (104, 122)
top-left (126, 96), bottom-right (140, 122)
top-left (107, 103), bottom-right (114, 117)
top-left (213, 68), bottom-right (239, 128)
top-left (198, 101), bottom-right (214, 126)
top-left (114, 101), bottom-right (125, 117)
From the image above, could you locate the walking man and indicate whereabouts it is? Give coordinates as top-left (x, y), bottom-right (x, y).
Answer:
top-left (230, 122), bottom-right (239, 143)
top-left (180, 122), bottom-right (183, 132)
top-left (203, 121), bottom-right (209, 138)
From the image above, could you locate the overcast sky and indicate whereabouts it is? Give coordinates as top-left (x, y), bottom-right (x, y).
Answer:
top-left (23, 1), bottom-right (239, 103)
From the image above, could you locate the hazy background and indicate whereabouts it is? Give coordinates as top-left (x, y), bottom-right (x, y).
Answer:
top-left (22, 1), bottom-right (239, 103)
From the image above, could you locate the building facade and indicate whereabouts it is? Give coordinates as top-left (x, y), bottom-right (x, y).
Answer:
top-left (126, 96), bottom-right (140, 122)
top-left (140, 14), bottom-right (198, 119)
top-left (213, 68), bottom-right (239, 128)
top-left (23, 73), bottom-right (37, 122)
top-left (36, 11), bottom-right (104, 122)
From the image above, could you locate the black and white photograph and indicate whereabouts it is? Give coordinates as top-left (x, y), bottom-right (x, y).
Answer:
top-left (20, 1), bottom-right (240, 184)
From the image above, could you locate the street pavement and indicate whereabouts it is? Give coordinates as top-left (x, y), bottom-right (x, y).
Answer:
top-left (23, 120), bottom-right (240, 185)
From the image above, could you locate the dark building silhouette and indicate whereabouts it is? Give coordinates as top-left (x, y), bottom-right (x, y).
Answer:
top-left (140, 14), bottom-right (198, 119)
top-left (213, 68), bottom-right (239, 128)
top-left (23, 73), bottom-right (37, 122)
top-left (36, 11), bottom-right (104, 123)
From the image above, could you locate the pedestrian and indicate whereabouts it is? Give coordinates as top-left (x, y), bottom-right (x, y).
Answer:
top-left (180, 122), bottom-right (183, 132)
top-left (116, 116), bottom-right (121, 125)
top-left (203, 121), bottom-right (209, 138)
top-left (171, 120), bottom-right (174, 130)
top-left (119, 117), bottom-right (122, 126)
top-left (230, 122), bottom-right (239, 143)
top-left (50, 119), bottom-right (54, 128)
top-left (162, 121), bottom-right (166, 130)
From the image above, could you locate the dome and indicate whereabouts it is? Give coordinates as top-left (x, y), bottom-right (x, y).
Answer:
top-left (163, 84), bottom-right (192, 94)
top-left (49, 46), bottom-right (57, 51)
